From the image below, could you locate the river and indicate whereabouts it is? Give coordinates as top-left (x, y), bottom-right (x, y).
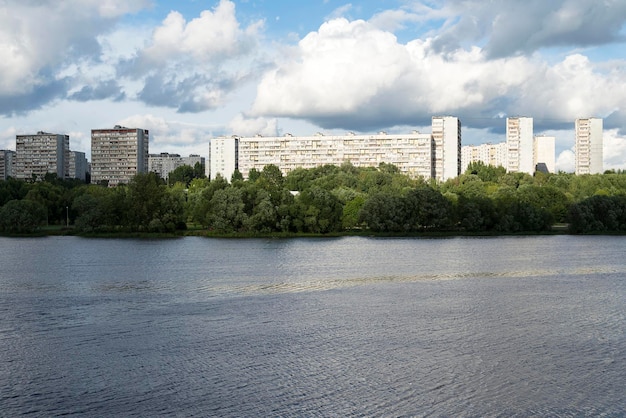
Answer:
top-left (1, 235), bottom-right (625, 416)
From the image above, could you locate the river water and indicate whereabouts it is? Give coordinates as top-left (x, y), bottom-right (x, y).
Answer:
top-left (1, 235), bottom-right (625, 416)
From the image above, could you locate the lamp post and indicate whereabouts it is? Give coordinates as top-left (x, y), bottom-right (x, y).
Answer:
top-left (66, 206), bottom-right (69, 228)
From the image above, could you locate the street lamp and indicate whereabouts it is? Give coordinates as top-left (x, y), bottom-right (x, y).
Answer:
top-left (66, 206), bottom-right (69, 228)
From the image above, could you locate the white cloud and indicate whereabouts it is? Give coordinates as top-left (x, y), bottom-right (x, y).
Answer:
top-left (228, 114), bottom-right (279, 137)
top-left (0, 0), bottom-right (149, 97)
top-left (603, 129), bottom-right (626, 171)
top-left (556, 149), bottom-right (575, 173)
top-left (116, 114), bottom-right (214, 155)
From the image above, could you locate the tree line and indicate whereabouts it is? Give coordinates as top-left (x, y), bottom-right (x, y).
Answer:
top-left (2, 161), bottom-right (626, 234)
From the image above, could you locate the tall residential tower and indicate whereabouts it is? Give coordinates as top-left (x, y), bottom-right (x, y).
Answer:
top-left (431, 116), bottom-right (462, 181)
top-left (91, 126), bottom-right (149, 186)
top-left (15, 132), bottom-right (69, 180)
top-left (506, 117), bottom-right (534, 175)
top-left (575, 118), bottom-right (603, 175)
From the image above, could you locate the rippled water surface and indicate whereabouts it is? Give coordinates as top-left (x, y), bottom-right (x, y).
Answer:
top-left (1, 235), bottom-right (625, 416)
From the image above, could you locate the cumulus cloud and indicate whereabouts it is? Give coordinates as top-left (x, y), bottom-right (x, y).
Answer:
top-left (123, 0), bottom-right (264, 112)
top-left (603, 129), bottom-right (626, 171)
top-left (251, 17), bottom-right (626, 133)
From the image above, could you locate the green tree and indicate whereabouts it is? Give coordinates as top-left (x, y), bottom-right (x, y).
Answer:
top-left (206, 187), bottom-right (248, 232)
top-left (0, 199), bottom-right (47, 233)
top-left (167, 165), bottom-right (195, 186)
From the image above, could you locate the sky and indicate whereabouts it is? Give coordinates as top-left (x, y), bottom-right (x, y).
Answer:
top-left (1, 0), bottom-right (625, 172)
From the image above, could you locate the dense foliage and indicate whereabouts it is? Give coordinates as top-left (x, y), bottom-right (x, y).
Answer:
top-left (3, 161), bottom-right (626, 235)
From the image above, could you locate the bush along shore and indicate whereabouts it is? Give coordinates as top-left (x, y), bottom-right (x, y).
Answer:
top-left (3, 162), bottom-right (626, 237)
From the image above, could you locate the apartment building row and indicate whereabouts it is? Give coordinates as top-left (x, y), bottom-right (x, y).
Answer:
top-left (0, 132), bottom-right (89, 182)
top-left (461, 117), bottom-right (603, 175)
top-left (211, 116), bottom-right (463, 182)
top-left (0, 116), bottom-right (603, 185)
top-left (1, 127), bottom-right (208, 185)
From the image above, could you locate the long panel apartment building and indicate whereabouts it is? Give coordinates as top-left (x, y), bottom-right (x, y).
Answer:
top-left (211, 117), bottom-right (461, 182)
top-left (14, 132), bottom-right (69, 180)
top-left (575, 117), bottom-right (603, 175)
top-left (91, 126), bottom-right (149, 186)
top-left (230, 131), bottom-right (434, 181)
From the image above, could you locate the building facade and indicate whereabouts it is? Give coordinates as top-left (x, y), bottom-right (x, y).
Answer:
top-left (91, 126), bottom-right (149, 186)
top-left (149, 153), bottom-right (206, 181)
top-left (210, 136), bottom-right (239, 180)
top-left (461, 142), bottom-right (507, 172)
top-left (0, 150), bottom-right (16, 180)
top-left (534, 135), bottom-right (556, 173)
top-left (14, 132), bottom-right (69, 180)
top-left (234, 131), bottom-right (434, 180)
top-left (506, 117), bottom-right (534, 175)
top-left (69, 151), bottom-right (88, 181)
top-left (432, 116), bottom-right (462, 181)
top-left (575, 118), bottom-right (603, 175)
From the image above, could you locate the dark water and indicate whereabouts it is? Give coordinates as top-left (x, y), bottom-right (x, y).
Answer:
top-left (1, 235), bottom-right (625, 417)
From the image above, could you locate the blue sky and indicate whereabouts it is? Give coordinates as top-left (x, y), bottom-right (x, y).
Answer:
top-left (1, 0), bottom-right (626, 172)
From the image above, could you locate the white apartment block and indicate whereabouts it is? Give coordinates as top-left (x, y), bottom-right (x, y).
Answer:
top-left (149, 153), bottom-right (206, 181)
top-left (432, 116), bottom-right (462, 181)
top-left (91, 126), bottom-right (149, 186)
top-left (506, 117), bottom-right (534, 175)
top-left (235, 131), bottom-right (434, 180)
top-left (0, 150), bottom-right (16, 180)
top-left (461, 142), bottom-right (507, 172)
top-left (575, 118), bottom-right (603, 175)
top-left (534, 135), bottom-right (555, 173)
top-left (15, 132), bottom-right (69, 180)
top-left (69, 151), bottom-right (88, 181)
top-left (210, 136), bottom-right (239, 181)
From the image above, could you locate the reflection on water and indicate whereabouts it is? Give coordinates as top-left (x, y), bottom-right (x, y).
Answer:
top-left (1, 235), bottom-right (625, 416)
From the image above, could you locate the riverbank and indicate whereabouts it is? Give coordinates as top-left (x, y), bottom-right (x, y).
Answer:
top-left (2, 223), bottom-right (603, 238)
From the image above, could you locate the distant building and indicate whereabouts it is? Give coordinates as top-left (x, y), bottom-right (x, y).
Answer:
top-left (575, 118), bottom-right (603, 175)
top-left (534, 135), bottom-right (555, 174)
top-left (432, 116), bottom-right (462, 181)
top-left (91, 126), bottom-right (149, 186)
top-left (15, 132), bottom-right (69, 180)
top-left (210, 136), bottom-right (239, 181)
top-left (69, 151), bottom-right (88, 181)
top-left (149, 153), bottom-right (206, 181)
top-left (506, 117), bottom-right (534, 175)
top-left (0, 150), bottom-right (16, 180)
top-left (461, 142), bottom-right (507, 172)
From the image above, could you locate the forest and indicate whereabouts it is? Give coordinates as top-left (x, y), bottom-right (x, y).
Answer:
top-left (2, 161), bottom-right (626, 235)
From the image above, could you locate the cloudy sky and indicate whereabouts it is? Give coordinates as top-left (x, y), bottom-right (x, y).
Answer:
top-left (1, 0), bottom-right (625, 172)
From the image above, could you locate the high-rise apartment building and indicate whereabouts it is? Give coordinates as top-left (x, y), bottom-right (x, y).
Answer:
top-left (432, 116), bottom-right (462, 181)
top-left (0, 150), bottom-right (16, 180)
top-left (461, 142), bottom-right (507, 172)
top-left (575, 118), bottom-right (603, 175)
top-left (534, 135), bottom-right (555, 173)
top-left (69, 151), bottom-right (88, 181)
top-left (14, 132), bottom-right (69, 180)
top-left (506, 117), bottom-right (534, 175)
top-left (234, 131), bottom-right (434, 180)
top-left (91, 126), bottom-right (149, 186)
top-left (210, 136), bottom-right (239, 180)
